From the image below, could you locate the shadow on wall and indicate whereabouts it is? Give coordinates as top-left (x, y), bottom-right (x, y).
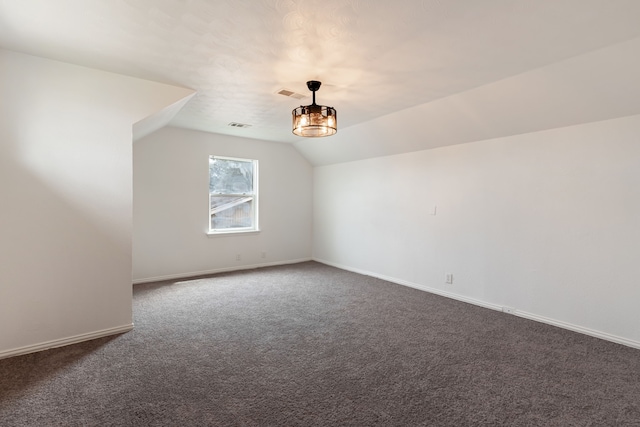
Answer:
top-left (0, 124), bottom-right (133, 355)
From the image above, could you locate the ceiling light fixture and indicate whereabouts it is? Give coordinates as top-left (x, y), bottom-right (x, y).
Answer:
top-left (292, 81), bottom-right (337, 137)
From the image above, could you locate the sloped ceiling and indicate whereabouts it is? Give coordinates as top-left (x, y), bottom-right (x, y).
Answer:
top-left (1, 0), bottom-right (640, 164)
top-left (296, 36), bottom-right (640, 165)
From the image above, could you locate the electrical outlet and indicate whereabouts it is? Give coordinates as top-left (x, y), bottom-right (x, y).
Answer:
top-left (235, 254), bottom-right (241, 261)
top-left (445, 273), bottom-right (453, 284)
top-left (260, 251), bottom-right (266, 259)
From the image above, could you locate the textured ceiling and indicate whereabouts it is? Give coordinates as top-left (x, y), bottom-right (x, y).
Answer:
top-left (2, 0), bottom-right (640, 144)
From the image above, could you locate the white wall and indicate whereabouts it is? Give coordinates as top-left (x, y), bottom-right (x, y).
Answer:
top-left (133, 127), bottom-right (313, 282)
top-left (313, 114), bottom-right (640, 347)
top-left (0, 49), bottom-right (193, 358)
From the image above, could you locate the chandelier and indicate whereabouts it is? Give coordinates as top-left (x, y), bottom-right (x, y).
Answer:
top-left (292, 81), bottom-right (337, 137)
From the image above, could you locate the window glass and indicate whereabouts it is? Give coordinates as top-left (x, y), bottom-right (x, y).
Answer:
top-left (209, 156), bottom-right (258, 233)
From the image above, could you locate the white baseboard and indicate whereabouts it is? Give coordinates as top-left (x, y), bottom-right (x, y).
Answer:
top-left (132, 257), bottom-right (313, 285)
top-left (0, 323), bottom-right (134, 360)
top-left (510, 310), bottom-right (640, 350)
top-left (313, 258), bottom-right (640, 351)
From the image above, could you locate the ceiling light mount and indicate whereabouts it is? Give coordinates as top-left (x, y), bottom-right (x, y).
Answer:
top-left (292, 80), bottom-right (337, 137)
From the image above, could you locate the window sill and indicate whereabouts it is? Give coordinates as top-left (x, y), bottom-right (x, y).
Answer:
top-left (206, 229), bottom-right (261, 237)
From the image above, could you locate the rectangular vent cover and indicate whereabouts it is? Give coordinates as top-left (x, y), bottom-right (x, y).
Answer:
top-left (228, 122), bottom-right (252, 128)
top-left (277, 89), bottom-right (306, 100)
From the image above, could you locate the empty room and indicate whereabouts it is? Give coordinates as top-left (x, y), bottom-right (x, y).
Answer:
top-left (1, 1), bottom-right (639, 425)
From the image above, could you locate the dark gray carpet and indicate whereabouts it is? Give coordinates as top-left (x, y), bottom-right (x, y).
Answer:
top-left (1, 261), bottom-right (639, 426)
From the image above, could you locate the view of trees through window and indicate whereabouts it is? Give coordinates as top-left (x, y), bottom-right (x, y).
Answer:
top-left (209, 156), bottom-right (258, 232)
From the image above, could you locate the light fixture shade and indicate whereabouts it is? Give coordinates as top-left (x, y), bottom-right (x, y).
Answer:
top-left (292, 105), bottom-right (337, 137)
top-left (292, 80), bottom-right (337, 137)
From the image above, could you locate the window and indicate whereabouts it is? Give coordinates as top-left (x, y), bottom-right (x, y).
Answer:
top-left (209, 156), bottom-right (259, 234)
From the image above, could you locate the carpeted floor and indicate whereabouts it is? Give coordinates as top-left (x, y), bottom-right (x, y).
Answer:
top-left (1, 261), bottom-right (639, 426)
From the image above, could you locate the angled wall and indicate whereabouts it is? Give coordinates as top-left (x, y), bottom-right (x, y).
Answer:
top-left (296, 36), bottom-right (640, 166)
top-left (0, 49), bottom-right (193, 358)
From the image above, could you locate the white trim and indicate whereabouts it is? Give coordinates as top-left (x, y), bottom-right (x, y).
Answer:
top-left (314, 258), bottom-right (504, 312)
top-left (132, 258), bottom-right (313, 285)
top-left (212, 155), bottom-right (254, 163)
top-left (209, 155), bottom-right (259, 233)
top-left (509, 310), bottom-right (640, 350)
top-left (313, 258), bottom-right (640, 351)
top-left (206, 229), bottom-right (260, 237)
top-left (0, 324), bottom-right (134, 360)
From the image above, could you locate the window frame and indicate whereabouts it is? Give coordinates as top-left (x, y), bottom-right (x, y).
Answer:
top-left (207, 155), bottom-right (259, 235)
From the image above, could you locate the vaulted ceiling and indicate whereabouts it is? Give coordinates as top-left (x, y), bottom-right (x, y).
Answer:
top-left (2, 0), bottom-right (640, 164)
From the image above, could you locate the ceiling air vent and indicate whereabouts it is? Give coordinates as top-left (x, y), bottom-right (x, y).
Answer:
top-left (276, 89), bottom-right (306, 100)
top-left (228, 122), bottom-right (252, 128)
